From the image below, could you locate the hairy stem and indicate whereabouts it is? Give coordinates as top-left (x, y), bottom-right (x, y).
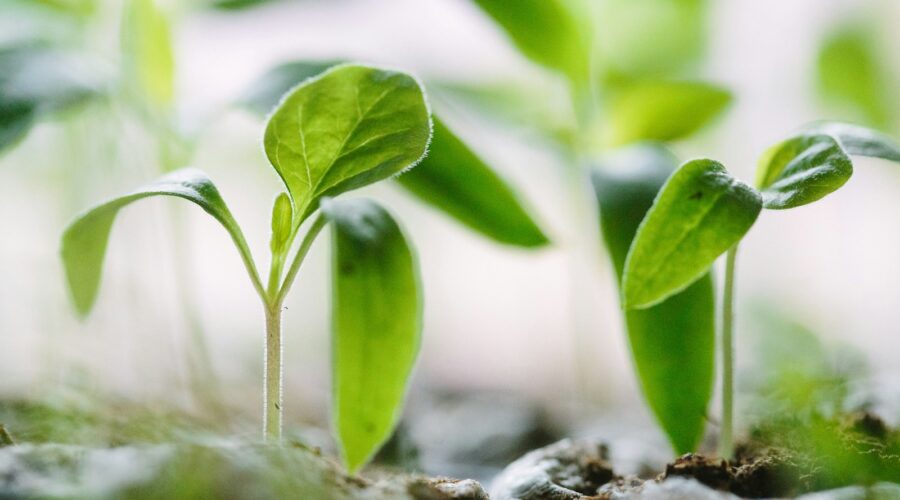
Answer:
top-left (263, 304), bottom-right (283, 442)
top-left (719, 245), bottom-right (738, 459)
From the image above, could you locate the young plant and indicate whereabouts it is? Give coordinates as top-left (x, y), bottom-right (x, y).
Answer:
top-left (621, 122), bottom-right (900, 458)
top-left (60, 64), bottom-right (432, 472)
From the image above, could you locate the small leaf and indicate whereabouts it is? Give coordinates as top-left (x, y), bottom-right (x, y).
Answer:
top-left (592, 145), bottom-right (714, 453)
top-left (239, 60), bottom-right (342, 115)
top-left (322, 198), bottom-right (421, 473)
top-left (604, 81), bottom-right (731, 146)
top-left (471, 0), bottom-right (590, 85)
top-left (623, 159), bottom-right (761, 309)
top-left (264, 64), bottom-right (431, 227)
top-left (816, 23), bottom-right (893, 129)
top-left (269, 192), bottom-right (293, 255)
top-left (756, 133), bottom-right (853, 210)
top-left (396, 117), bottom-right (549, 247)
top-left (0, 44), bottom-right (105, 153)
top-left (122, 0), bottom-right (175, 106)
top-left (61, 168), bottom-right (257, 316)
top-left (807, 122), bottom-right (900, 163)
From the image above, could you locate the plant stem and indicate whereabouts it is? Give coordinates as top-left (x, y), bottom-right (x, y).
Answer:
top-left (719, 245), bottom-right (738, 459)
top-left (261, 215), bottom-right (328, 443)
top-left (263, 303), bottom-right (283, 442)
top-left (276, 216), bottom-right (328, 306)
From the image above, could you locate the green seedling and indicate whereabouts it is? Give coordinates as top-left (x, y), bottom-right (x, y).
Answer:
top-left (622, 122), bottom-right (900, 458)
top-left (60, 64), bottom-right (433, 473)
top-left (466, 0), bottom-right (729, 455)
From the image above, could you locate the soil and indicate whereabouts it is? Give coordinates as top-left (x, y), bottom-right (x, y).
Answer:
top-left (491, 411), bottom-right (900, 499)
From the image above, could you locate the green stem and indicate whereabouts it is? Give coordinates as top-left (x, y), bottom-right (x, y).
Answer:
top-left (261, 215), bottom-right (328, 443)
top-left (275, 216), bottom-right (328, 307)
top-left (719, 245), bottom-right (738, 459)
top-left (263, 304), bottom-right (283, 442)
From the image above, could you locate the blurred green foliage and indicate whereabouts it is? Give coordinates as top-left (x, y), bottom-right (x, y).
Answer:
top-left (817, 22), bottom-right (895, 130)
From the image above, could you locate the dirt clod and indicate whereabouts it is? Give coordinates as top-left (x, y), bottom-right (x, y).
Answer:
top-left (664, 454), bottom-right (730, 491)
top-left (407, 477), bottom-right (489, 500)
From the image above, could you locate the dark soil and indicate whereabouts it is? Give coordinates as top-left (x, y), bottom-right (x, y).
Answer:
top-left (492, 411), bottom-right (900, 499)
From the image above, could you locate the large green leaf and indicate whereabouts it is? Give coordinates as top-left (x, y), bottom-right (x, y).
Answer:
top-left (623, 159), bottom-right (761, 309)
top-left (0, 44), bottom-right (104, 153)
top-left (807, 122), bottom-right (900, 163)
top-left (61, 168), bottom-right (258, 316)
top-left (239, 60), bottom-right (342, 115)
top-left (592, 145), bottom-right (714, 453)
top-left (816, 23), bottom-right (893, 129)
top-left (263, 64), bottom-right (431, 227)
top-left (322, 198), bottom-right (421, 473)
top-left (471, 0), bottom-right (590, 85)
top-left (122, 0), bottom-right (174, 106)
top-left (604, 80), bottom-right (731, 146)
top-left (396, 117), bottom-right (549, 247)
top-left (755, 133), bottom-right (853, 210)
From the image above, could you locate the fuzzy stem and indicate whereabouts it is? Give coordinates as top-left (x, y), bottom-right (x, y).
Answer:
top-left (263, 304), bottom-right (283, 442)
top-left (719, 245), bottom-right (738, 459)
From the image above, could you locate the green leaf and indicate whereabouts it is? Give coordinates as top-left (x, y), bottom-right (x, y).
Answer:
top-left (61, 168), bottom-right (259, 316)
top-left (603, 81), bottom-right (731, 146)
top-left (122, 0), bottom-right (174, 106)
top-left (263, 64), bottom-right (432, 227)
top-left (623, 159), bottom-right (761, 309)
top-left (596, 0), bottom-right (707, 79)
top-left (322, 197), bottom-right (421, 473)
top-left (755, 133), bottom-right (853, 210)
top-left (0, 44), bottom-right (105, 153)
top-left (239, 60), bottom-right (342, 115)
top-left (396, 117), bottom-right (549, 247)
top-left (592, 145), bottom-right (715, 453)
top-left (269, 192), bottom-right (293, 255)
top-left (807, 122), bottom-right (900, 163)
top-left (816, 23), bottom-right (893, 129)
top-left (471, 0), bottom-right (590, 84)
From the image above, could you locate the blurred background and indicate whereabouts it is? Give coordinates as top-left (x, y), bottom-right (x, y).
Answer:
top-left (2, 0), bottom-right (900, 471)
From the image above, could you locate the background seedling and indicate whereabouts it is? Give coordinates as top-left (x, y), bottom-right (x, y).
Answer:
top-left (622, 122), bottom-right (900, 458)
top-left (61, 64), bottom-right (432, 473)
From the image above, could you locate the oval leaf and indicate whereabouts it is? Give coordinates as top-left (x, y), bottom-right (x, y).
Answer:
top-left (471, 0), bottom-right (590, 84)
top-left (264, 64), bottom-right (431, 226)
top-left (592, 145), bottom-right (715, 453)
top-left (322, 198), bottom-right (421, 473)
top-left (397, 117), bottom-right (549, 247)
top-left (604, 80), bottom-right (732, 146)
top-left (61, 168), bottom-right (257, 316)
top-left (623, 159), bottom-right (761, 309)
top-left (756, 133), bottom-right (853, 209)
top-left (807, 122), bottom-right (900, 163)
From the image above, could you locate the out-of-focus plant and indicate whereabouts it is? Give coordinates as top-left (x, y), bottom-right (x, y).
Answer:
top-left (61, 64), bottom-right (432, 473)
top-left (817, 19), bottom-right (897, 131)
top-left (622, 122), bottom-right (900, 458)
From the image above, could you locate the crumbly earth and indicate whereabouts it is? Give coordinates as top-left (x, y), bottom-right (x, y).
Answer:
top-left (491, 428), bottom-right (900, 500)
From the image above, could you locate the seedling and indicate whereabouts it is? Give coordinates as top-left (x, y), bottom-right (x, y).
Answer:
top-left (60, 64), bottom-right (432, 472)
top-left (622, 122), bottom-right (900, 458)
